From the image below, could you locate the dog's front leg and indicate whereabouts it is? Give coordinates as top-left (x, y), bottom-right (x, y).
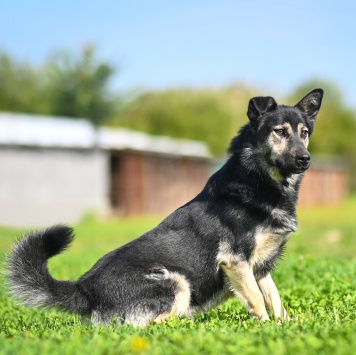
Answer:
top-left (257, 273), bottom-right (289, 321)
top-left (220, 261), bottom-right (269, 321)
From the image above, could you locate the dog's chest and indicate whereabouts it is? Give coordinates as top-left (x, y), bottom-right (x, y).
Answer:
top-left (249, 229), bottom-right (288, 267)
top-left (249, 208), bottom-right (297, 267)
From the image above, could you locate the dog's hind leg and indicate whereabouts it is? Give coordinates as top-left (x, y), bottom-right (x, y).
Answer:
top-left (91, 309), bottom-right (120, 326)
top-left (257, 273), bottom-right (289, 321)
top-left (83, 266), bottom-right (191, 327)
top-left (152, 272), bottom-right (191, 324)
top-left (220, 260), bottom-right (269, 321)
top-left (122, 270), bottom-right (191, 327)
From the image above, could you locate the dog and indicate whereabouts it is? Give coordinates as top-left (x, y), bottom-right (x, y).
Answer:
top-left (6, 88), bottom-right (323, 327)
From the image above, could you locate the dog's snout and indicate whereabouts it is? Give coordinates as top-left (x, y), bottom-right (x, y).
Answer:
top-left (296, 153), bottom-right (311, 170)
top-left (297, 154), bottom-right (310, 164)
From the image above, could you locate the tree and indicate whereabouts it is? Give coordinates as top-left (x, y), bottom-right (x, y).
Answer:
top-left (0, 53), bottom-right (48, 113)
top-left (112, 89), bottom-right (233, 155)
top-left (44, 46), bottom-right (117, 125)
top-left (0, 47), bottom-right (118, 125)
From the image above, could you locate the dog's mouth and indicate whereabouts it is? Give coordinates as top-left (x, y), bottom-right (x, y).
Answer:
top-left (291, 165), bottom-right (309, 174)
top-left (294, 158), bottom-right (311, 173)
top-left (275, 159), bottom-right (310, 176)
top-left (290, 162), bottom-right (310, 174)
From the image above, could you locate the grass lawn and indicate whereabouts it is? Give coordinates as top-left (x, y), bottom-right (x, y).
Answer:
top-left (0, 198), bottom-right (355, 354)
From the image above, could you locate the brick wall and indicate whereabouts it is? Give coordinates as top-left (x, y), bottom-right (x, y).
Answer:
top-left (110, 151), bottom-right (211, 216)
top-left (299, 166), bottom-right (348, 206)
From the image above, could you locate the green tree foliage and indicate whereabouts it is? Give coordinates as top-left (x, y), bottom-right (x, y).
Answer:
top-left (0, 47), bottom-right (117, 125)
top-left (218, 84), bottom-right (263, 137)
top-left (113, 89), bottom-right (234, 155)
top-left (0, 53), bottom-right (48, 113)
top-left (44, 46), bottom-right (117, 125)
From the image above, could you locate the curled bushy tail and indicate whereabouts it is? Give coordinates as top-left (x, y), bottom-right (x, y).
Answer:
top-left (5, 225), bottom-right (90, 314)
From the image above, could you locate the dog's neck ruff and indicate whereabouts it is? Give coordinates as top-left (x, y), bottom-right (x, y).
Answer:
top-left (270, 168), bottom-right (300, 189)
top-left (239, 146), bottom-right (301, 191)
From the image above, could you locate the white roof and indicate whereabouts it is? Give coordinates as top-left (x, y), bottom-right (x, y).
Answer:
top-left (98, 128), bottom-right (210, 158)
top-left (0, 112), bottom-right (97, 148)
top-left (0, 112), bottom-right (211, 158)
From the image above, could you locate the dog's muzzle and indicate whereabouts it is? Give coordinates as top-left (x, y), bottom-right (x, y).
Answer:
top-left (296, 153), bottom-right (311, 171)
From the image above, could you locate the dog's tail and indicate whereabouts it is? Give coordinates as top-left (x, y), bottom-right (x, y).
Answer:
top-left (5, 225), bottom-right (90, 314)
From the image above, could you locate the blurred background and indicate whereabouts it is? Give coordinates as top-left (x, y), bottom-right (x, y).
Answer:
top-left (0, 0), bottom-right (355, 227)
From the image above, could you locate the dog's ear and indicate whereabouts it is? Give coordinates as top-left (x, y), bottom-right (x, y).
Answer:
top-left (295, 88), bottom-right (324, 121)
top-left (247, 96), bottom-right (277, 122)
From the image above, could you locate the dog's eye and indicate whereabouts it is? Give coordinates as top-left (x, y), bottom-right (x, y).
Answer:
top-left (301, 129), bottom-right (309, 138)
top-left (274, 129), bottom-right (285, 136)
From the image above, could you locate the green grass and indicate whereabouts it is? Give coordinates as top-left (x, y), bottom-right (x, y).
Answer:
top-left (0, 199), bottom-right (355, 355)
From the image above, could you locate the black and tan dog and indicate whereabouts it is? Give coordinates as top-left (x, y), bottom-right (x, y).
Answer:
top-left (6, 89), bottom-right (323, 327)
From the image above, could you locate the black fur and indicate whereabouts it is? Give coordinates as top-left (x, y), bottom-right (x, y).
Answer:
top-left (6, 226), bottom-right (89, 313)
top-left (6, 89), bottom-right (324, 326)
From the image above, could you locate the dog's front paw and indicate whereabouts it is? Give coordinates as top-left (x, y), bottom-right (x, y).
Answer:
top-left (249, 309), bottom-right (270, 321)
top-left (273, 308), bottom-right (292, 323)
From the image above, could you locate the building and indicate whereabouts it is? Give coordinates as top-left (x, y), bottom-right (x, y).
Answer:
top-left (100, 128), bottom-right (211, 216)
top-left (299, 159), bottom-right (348, 206)
top-left (0, 113), bottom-right (211, 227)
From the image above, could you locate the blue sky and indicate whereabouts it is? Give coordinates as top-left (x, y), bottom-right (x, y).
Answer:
top-left (1, 0), bottom-right (355, 106)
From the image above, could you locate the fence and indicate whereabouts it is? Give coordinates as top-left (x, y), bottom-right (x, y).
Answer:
top-left (299, 164), bottom-right (348, 206)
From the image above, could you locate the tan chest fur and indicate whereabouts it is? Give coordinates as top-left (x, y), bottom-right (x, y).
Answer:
top-left (249, 228), bottom-right (290, 267)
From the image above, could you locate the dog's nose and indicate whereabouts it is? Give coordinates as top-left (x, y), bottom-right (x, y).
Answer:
top-left (297, 154), bottom-right (310, 164)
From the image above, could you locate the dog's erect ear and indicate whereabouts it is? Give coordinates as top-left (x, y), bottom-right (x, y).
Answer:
top-left (247, 96), bottom-right (277, 122)
top-left (295, 88), bottom-right (324, 121)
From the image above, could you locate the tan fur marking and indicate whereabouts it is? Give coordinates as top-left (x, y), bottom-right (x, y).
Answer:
top-left (297, 123), bottom-right (304, 132)
top-left (153, 272), bottom-right (191, 323)
top-left (170, 273), bottom-right (191, 315)
top-left (282, 123), bottom-right (293, 134)
top-left (250, 228), bottom-right (285, 267)
top-left (220, 260), bottom-right (269, 320)
top-left (298, 122), bottom-right (309, 148)
top-left (153, 312), bottom-right (172, 323)
top-left (257, 273), bottom-right (289, 320)
top-left (268, 131), bottom-right (288, 156)
top-left (217, 243), bottom-right (269, 320)
top-left (267, 125), bottom-right (289, 182)
top-left (216, 240), bottom-right (241, 269)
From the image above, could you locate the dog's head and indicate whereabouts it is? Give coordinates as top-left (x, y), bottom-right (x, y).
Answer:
top-left (246, 89), bottom-right (323, 180)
